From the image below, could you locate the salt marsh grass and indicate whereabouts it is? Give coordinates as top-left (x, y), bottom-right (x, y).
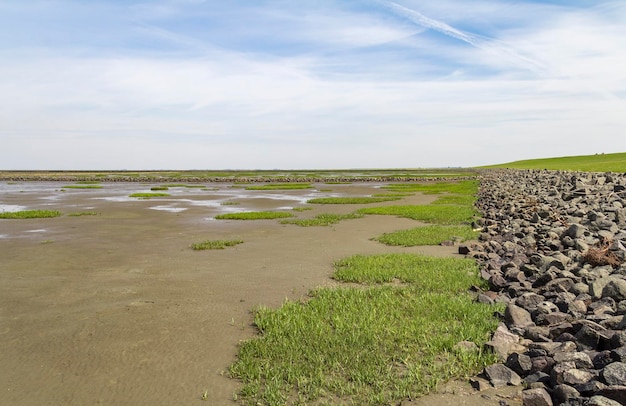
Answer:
top-left (358, 205), bottom-right (476, 225)
top-left (0, 210), bottom-right (62, 219)
top-left (383, 180), bottom-right (478, 195)
top-left (215, 211), bottom-right (293, 220)
top-left (190, 239), bottom-right (243, 250)
top-left (307, 196), bottom-right (402, 204)
top-left (230, 253), bottom-right (500, 405)
top-left (68, 211), bottom-right (98, 217)
top-left (129, 192), bottom-right (170, 198)
top-left (375, 225), bottom-right (478, 246)
top-left (281, 212), bottom-right (364, 227)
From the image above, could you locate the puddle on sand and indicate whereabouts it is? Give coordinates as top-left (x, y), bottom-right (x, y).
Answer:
top-left (149, 206), bottom-right (188, 213)
top-left (26, 229), bottom-right (47, 233)
top-left (0, 204), bottom-right (27, 212)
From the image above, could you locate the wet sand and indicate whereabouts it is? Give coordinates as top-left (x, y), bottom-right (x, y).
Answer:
top-left (0, 182), bottom-right (520, 405)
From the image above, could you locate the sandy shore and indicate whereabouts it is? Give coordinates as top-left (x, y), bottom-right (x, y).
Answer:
top-left (0, 182), bottom-right (519, 405)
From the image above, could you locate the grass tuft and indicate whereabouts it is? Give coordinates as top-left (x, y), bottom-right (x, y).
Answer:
top-left (307, 196), bottom-right (402, 204)
top-left (281, 212), bottom-right (364, 227)
top-left (129, 192), bottom-right (170, 198)
top-left (190, 239), bottom-right (243, 250)
top-left (215, 211), bottom-right (293, 220)
top-left (358, 205), bottom-right (476, 225)
top-left (375, 225), bottom-right (478, 246)
top-left (383, 180), bottom-right (478, 195)
top-left (68, 211), bottom-right (99, 217)
top-left (0, 210), bottom-right (62, 219)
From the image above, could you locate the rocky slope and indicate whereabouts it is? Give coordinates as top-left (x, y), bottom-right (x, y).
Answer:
top-left (464, 169), bottom-right (626, 406)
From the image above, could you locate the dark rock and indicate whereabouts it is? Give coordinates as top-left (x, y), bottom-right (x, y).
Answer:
top-left (596, 385), bottom-right (626, 405)
top-left (553, 384), bottom-right (581, 404)
top-left (506, 352), bottom-right (533, 376)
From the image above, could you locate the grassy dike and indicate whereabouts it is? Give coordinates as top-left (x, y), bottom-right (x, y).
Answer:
top-left (480, 151), bottom-right (626, 172)
top-left (229, 179), bottom-right (503, 405)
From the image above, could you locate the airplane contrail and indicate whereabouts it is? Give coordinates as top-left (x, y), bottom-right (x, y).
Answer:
top-left (375, 0), bottom-right (547, 74)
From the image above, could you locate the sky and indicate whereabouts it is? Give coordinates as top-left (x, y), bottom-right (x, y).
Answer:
top-left (1, 0), bottom-right (625, 170)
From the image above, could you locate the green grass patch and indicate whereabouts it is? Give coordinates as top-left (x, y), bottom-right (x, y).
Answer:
top-left (358, 205), bottom-right (476, 225)
top-left (68, 211), bottom-right (98, 217)
top-left (230, 253), bottom-right (499, 405)
top-left (62, 184), bottom-right (103, 189)
top-left (375, 225), bottom-right (478, 246)
top-left (190, 239), bottom-right (243, 250)
top-left (281, 212), bottom-right (364, 227)
top-left (0, 210), bottom-right (62, 219)
top-left (480, 151), bottom-right (626, 172)
top-left (245, 183), bottom-right (312, 190)
top-left (333, 253), bottom-right (483, 287)
top-left (291, 207), bottom-right (313, 212)
top-left (215, 211), bottom-right (293, 220)
top-left (307, 196), bottom-right (402, 204)
top-left (150, 186), bottom-right (169, 191)
top-left (373, 193), bottom-right (414, 198)
top-left (383, 180), bottom-right (478, 195)
top-left (129, 192), bottom-right (170, 198)
top-left (431, 194), bottom-right (476, 206)
top-left (221, 201), bottom-right (240, 206)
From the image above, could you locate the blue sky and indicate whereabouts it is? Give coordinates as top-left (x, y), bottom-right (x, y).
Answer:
top-left (1, 0), bottom-right (625, 169)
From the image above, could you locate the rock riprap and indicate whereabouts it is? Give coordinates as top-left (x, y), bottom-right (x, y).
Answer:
top-left (462, 169), bottom-right (626, 406)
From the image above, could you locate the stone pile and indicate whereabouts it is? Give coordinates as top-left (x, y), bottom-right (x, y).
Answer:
top-left (462, 169), bottom-right (626, 406)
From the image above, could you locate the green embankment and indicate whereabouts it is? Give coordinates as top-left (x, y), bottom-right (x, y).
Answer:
top-left (481, 152), bottom-right (626, 172)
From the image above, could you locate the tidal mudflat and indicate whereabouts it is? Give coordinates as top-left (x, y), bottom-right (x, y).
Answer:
top-left (0, 181), bottom-right (474, 405)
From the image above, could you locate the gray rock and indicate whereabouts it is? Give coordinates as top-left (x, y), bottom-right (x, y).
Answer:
top-left (596, 385), bottom-right (626, 405)
top-left (602, 362), bottom-right (626, 385)
top-left (484, 363), bottom-right (522, 387)
top-left (603, 279), bottom-right (626, 302)
top-left (553, 351), bottom-right (594, 369)
top-left (587, 395), bottom-right (622, 406)
top-left (522, 387), bottom-right (553, 406)
top-left (506, 304), bottom-right (535, 328)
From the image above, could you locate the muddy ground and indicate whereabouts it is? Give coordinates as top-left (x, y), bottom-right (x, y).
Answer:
top-left (0, 182), bottom-right (521, 405)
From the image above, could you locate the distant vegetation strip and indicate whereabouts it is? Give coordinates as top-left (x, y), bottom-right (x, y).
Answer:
top-left (480, 151), bottom-right (626, 172)
top-left (0, 169), bottom-right (477, 183)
